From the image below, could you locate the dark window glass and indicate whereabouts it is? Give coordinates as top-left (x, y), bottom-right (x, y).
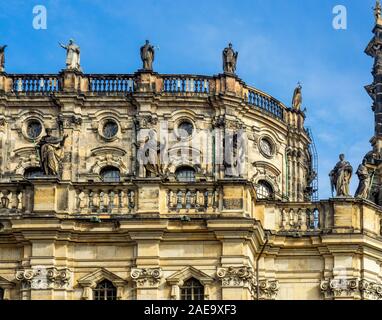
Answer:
top-left (101, 167), bottom-right (120, 182)
top-left (103, 121), bottom-right (118, 139)
top-left (256, 180), bottom-right (274, 200)
top-left (93, 280), bottom-right (117, 301)
top-left (27, 121), bottom-right (42, 139)
top-left (176, 167), bottom-right (196, 182)
top-left (24, 167), bottom-right (44, 179)
top-left (0, 288), bottom-right (4, 300)
top-left (178, 121), bottom-right (193, 138)
top-left (180, 278), bottom-right (204, 301)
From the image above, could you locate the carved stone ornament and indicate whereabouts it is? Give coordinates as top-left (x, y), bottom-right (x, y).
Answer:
top-left (320, 278), bottom-right (360, 299)
top-left (16, 267), bottom-right (72, 290)
top-left (216, 266), bottom-right (255, 287)
top-left (257, 279), bottom-right (280, 300)
top-left (130, 268), bottom-right (162, 287)
top-left (134, 115), bottom-right (158, 130)
top-left (216, 266), bottom-right (279, 300)
top-left (46, 267), bottom-right (72, 288)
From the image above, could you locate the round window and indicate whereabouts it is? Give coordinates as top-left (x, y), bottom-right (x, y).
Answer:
top-left (259, 138), bottom-right (273, 157)
top-left (26, 120), bottom-right (42, 139)
top-left (178, 121), bottom-right (194, 139)
top-left (103, 120), bottom-right (118, 139)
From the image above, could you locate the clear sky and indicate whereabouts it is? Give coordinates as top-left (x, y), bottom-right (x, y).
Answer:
top-left (0, 0), bottom-right (378, 199)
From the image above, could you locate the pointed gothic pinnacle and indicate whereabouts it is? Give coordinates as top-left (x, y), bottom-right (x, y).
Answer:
top-left (375, 0), bottom-right (382, 24)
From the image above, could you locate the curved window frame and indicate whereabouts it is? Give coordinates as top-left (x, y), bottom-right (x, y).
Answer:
top-left (26, 120), bottom-right (43, 140)
top-left (175, 166), bottom-right (196, 182)
top-left (102, 120), bottom-right (119, 139)
top-left (256, 180), bottom-right (274, 200)
top-left (100, 166), bottom-right (121, 183)
top-left (93, 280), bottom-right (117, 301)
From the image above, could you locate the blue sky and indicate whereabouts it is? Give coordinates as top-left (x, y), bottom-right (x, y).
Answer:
top-left (0, 0), bottom-right (378, 199)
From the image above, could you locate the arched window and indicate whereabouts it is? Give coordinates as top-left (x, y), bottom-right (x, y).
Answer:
top-left (180, 278), bottom-right (204, 300)
top-left (93, 280), bottom-right (117, 301)
top-left (24, 167), bottom-right (44, 179)
top-left (256, 180), bottom-right (274, 200)
top-left (176, 167), bottom-right (196, 182)
top-left (100, 167), bottom-right (120, 183)
top-left (0, 287), bottom-right (4, 300)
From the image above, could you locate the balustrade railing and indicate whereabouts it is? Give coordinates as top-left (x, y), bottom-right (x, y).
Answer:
top-left (74, 186), bottom-right (136, 214)
top-left (247, 88), bottom-right (285, 121)
top-left (276, 204), bottom-right (321, 233)
top-left (166, 187), bottom-right (220, 214)
top-left (10, 74), bottom-right (61, 93)
top-left (162, 75), bottom-right (211, 94)
top-left (0, 186), bottom-right (28, 213)
top-left (87, 74), bottom-right (135, 93)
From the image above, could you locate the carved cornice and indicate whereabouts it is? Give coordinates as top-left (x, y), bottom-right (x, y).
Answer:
top-left (130, 268), bottom-right (162, 287)
top-left (320, 278), bottom-right (382, 300)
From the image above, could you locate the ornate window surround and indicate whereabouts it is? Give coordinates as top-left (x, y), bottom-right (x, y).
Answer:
top-left (0, 276), bottom-right (15, 300)
top-left (77, 268), bottom-right (128, 300)
top-left (166, 266), bottom-right (214, 300)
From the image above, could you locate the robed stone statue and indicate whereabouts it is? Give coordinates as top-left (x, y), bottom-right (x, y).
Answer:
top-left (329, 154), bottom-right (353, 197)
top-left (223, 43), bottom-right (238, 74)
top-left (355, 159), bottom-right (371, 199)
top-left (38, 128), bottom-right (68, 176)
top-left (59, 39), bottom-right (81, 71)
top-left (292, 83), bottom-right (302, 111)
top-left (140, 40), bottom-right (155, 71)
top-left (138, 130), bottom-right (166, 177)
top-left (0, 45), bottom-right (7, 72)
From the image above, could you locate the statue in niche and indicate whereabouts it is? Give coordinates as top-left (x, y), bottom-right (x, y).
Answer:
top-left (59, 39), bottom-right (81, 71)
top-left (140, 40), bottom-right (155, 71)
top-left (222, 43), bottom-right (238, 74)
top-left (138, 130), bottom-right (166, 177)
top-left (355, 159), bottom-right (372, 199)
top-left (37, 128), bottom-right (68, 176)
top-left (329, 154), bottom-right (353, 197)
top-left (292, 83), bottom-right (302, 111)
top-left (0, 45), bottom-right (7, 72)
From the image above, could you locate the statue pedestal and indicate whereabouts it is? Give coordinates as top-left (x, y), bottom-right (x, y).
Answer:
top-left (30, 176), bottom-right (60, 214)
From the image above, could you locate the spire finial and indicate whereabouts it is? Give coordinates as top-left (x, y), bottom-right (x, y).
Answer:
top-left (374, 0), bottom-right (381, 23)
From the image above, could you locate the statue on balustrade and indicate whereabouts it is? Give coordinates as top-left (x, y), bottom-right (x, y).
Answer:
top-left (223, 43), bottom-right (238, 74)
top-left (292, 83), bottom-right (302, 111)
top-left (59, 39), bottom-right (81, 71)
top-left (355, 159), bottom-right (372, 199)
top-left (140, 40), bottom-right (155, 71)
top-left (0, 45), bottom-right (7, 72)
top-left (37, 128), bottom-right (68, 176)
top-left (329, 154), bottom-right (353, 197)
top-left (138, 130), bottom-right (166, 177)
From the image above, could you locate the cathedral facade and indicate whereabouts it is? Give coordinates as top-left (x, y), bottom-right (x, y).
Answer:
top-left (0, 8), bottom-right (382, 301)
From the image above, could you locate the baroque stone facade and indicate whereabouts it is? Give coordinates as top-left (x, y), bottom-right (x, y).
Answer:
top-left (0, 8), bottom-right (382, 301)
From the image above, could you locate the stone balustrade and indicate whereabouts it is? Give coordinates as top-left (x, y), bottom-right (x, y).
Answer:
top-left (246, 87), bottom-right (285, 121)
top-left (166, 186), bottom-right (220, 214)
top-left (9, 74), bottom-right (61, 93)
top-left (0, 185), bottom-right (29, 213)
top-left (162, 75), bottom-right (211, 94)
top-left (87, 74), bottom-right (135, 93)
top-left (73, 185), bottom-right (136, 215)
top-left (0, 72), bottom-right (292, 124)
